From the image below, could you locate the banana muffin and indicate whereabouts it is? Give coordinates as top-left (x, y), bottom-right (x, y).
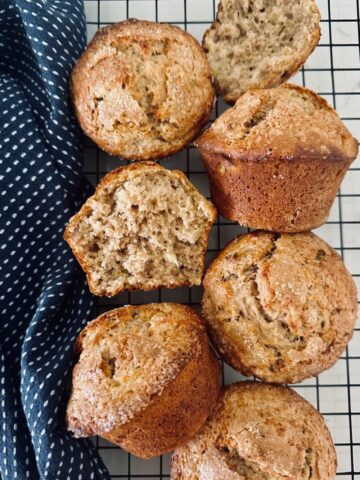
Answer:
top-left (67, 303), bottom-right (221, 458)
top-left (203, 0), bottom-right (321, 102)
top-left (202, 231), bottom-right (358, 384)
top-left (70, 19), bottom-right (215, 160)
top-left (64, 162), bottom-right (216, 297)
top-left (171, 382), bottom-right (337, 480)
top-left (196, 84), bottom-right (358, 232)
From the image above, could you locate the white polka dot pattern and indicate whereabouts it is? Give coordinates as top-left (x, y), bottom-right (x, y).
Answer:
top-left (0, 1), bottom-right (109, 478)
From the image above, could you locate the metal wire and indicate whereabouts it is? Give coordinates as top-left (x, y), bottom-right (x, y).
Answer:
top-left (83, 0), bottom-right (360, 477)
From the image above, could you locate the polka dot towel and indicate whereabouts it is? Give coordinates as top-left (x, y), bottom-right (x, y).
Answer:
top-left (0, 1), bottom-right (110, 479)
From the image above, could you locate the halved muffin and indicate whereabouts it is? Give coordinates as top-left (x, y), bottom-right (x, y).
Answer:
top-left (64, 162), bottom-right (216, 296)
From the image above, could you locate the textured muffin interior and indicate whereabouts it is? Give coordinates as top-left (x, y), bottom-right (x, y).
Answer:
top-left (204, 0), bottom-right (319, 99)
top-left (69, 170), bottom-right (213, 296)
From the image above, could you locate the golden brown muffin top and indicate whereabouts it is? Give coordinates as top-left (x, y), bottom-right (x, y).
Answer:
top-left (70, 19), bottom-right (214, 160)
top-left (171, 382), bottom-right (337, 480)
top-left (202, 231), bottom-right (358, 383)
top-left (196, 84), bottom-right (358, 164)
top-left (67, 303), bottom-right (208, 436)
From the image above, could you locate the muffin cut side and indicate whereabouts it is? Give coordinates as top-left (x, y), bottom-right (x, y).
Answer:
top-left (65, 164), bottom-right (216, 296)
top-left (203, 0), bottom-right (320, 102)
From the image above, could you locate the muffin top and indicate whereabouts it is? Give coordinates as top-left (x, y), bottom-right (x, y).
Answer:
top-left (196, 84), bottom-right (358, 164)
top-left (171, 382), bottom-right (337, 480)
top-left (202, 231), bottom-right (357, 383)
top-left (70, 19), bottom-right (214, 160)
top-left (67, 303), bottom-right (208, 436)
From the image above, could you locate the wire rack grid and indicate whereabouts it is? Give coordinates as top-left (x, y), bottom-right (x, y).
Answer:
top-left (82, 0), bottom-right (360, 478)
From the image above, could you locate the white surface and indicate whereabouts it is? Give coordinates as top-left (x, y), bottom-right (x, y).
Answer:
top-left (83, 0), bottom-right (360, 477)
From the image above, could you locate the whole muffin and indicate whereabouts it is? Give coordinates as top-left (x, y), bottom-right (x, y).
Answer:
top-left (196, 84), bottom-right (358, 232)
top-left (70, 19), bottom-right (215, 160)
top-left (171, 382), bottom-right (337, 480)
top-left (203, 0), bottom-right (321, 102)
top-left (66, 303), bottom-right (221, 458)
top-left (202, 231), bottom-right (358, 384)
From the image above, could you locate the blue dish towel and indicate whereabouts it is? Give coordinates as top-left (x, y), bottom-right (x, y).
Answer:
top-left (0, 1), bottom-right (110, 479)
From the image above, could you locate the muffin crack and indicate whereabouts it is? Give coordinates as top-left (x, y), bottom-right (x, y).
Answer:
top-left (245, 233), bottom-right (280, 325)
top-left (304, 446), bottom-right (314, 479)
top-left (100, 37), bottom-right (196, 146)
top-left (216, 443), bottom-right (270, 479)
top-left (251, 234), bottom-right (331, 352)
top-left (241, 98), bottom-right (276, 138)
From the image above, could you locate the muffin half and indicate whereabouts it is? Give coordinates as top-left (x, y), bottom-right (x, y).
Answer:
top-left (64, 162), bottom-right (216, 296)
top-left (203, 0), bottom-right (320, 102)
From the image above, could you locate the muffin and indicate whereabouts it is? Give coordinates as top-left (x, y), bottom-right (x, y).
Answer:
top-left (70, 19), bottom-right (215, 160)
top-left (196, 84), bottom-right (358, 232)
top-left (202, 231), bottom-right (358, 384)
top-left (64, 162), bottom-right (216, 297)
top-left (67, 303), bottom-right (221, 458)
top-left (203, 0), bottom-right (321, 103)
top-left (171, 382), bottom-right (337, 480)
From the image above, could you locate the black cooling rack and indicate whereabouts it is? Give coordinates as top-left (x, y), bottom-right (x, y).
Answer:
top-left (82, 0), bottom-right (360, 477)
